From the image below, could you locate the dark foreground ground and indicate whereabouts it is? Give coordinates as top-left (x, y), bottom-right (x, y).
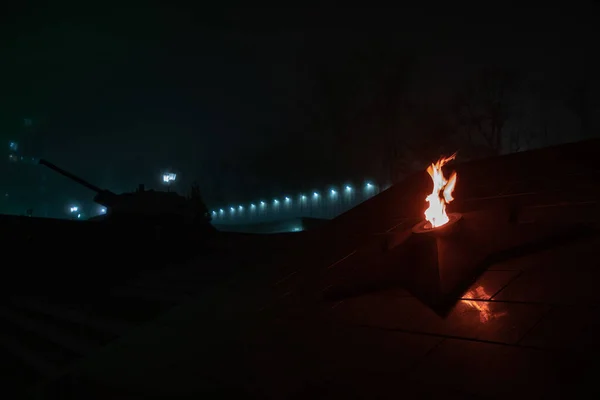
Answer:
top-left (4, 139), bottom-right (600, 399)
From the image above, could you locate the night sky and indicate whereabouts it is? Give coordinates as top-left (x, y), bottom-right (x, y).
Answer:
top-left (0, 5), bottom-right (597, 217)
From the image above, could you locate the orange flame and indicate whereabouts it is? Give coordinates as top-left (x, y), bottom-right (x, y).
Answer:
top-left (424, 153), bottom-right (457, 228)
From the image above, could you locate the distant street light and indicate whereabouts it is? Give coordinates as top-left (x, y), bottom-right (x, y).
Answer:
top-left (259, 201), bottom-right (265, 215)
top-left (162, 172), bottom-right (177, 191)
top-left (364, 182), bottom-right (376, 200)
top-left (162, 172), bottom-right (176, 183)
top-left (330, 188), bottom-right (339, 218)
top-left (312, 192), bottom-right (320, 217)
top-left (68, 205), bottom-right (81, 220)
top-left (344, 185), bottom-right (354, 207)
top-left (284, 197), bottom-right (291, 213)
top-left (299, 194), bottom-right (307, 214)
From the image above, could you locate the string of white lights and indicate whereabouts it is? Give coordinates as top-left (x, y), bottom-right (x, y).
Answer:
top-left (211, 181), bottom-right (378, 221)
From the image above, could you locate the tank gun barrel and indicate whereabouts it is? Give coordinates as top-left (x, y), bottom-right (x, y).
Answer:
top-left (38, 159), bottom-right (107, 194)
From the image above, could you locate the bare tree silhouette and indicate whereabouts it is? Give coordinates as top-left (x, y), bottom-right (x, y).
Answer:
top-left (561, 74), bottom-right (593, 139)
top-left (188, 180), bottom-right (210, 222)
top-left (453, 67), bottom-right (521, 155)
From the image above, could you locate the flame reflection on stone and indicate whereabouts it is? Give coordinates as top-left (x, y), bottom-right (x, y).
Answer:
top-left (462, 286), bottom-right (508, 323)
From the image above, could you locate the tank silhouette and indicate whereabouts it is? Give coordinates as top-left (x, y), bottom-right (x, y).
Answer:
top-left (38, 159), bottom-right (216, 236)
